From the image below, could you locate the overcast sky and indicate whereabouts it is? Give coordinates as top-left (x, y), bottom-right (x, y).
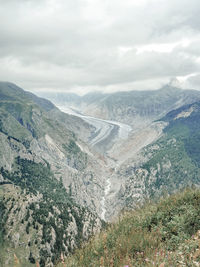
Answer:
top-left (1, 0), bottom-right (200, 94)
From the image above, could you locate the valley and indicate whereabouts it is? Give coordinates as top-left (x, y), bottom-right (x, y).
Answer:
top-left (1, 82), bottom-right (200, 266)
top-left (56, 105), bottom-right (134, 221)
top-left (56, 104), bottom-right (168, 221)
top-left (48, 85), bottom-right (200, 222)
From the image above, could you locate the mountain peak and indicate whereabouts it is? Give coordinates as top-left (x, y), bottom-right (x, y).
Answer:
top-left (168, 77), bottom-right (183, 88)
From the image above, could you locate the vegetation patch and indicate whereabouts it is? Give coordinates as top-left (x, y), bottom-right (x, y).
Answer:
top-left (0, 158), bottom-right (100, 266)
top-left (59, 188), bottom-right (200, 267)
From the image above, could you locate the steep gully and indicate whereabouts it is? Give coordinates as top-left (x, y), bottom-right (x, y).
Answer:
top-left (57, 105), bottom-right (132, 220)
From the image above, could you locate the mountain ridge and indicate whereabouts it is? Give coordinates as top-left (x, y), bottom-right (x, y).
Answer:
top-left (39, 85), bottom-right (200, 127)
top-left (0, 82), bottom-right (107, 266)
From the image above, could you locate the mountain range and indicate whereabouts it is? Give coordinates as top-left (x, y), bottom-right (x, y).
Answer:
top-left (1, 82), bottom-right (200, 266)
top-left (39, 85), bottom-right (200, 127)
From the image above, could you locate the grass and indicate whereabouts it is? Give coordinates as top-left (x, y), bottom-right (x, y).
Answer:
top-left (57, 188), bottom-right (200, 267)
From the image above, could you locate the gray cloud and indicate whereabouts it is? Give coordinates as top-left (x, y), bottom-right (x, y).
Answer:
top-left (0, 0), bottom-right (200, 93)
top-left (186, 74), bottom-right (200, 90)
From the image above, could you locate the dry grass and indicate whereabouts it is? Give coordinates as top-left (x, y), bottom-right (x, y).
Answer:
top-left (57, 188), bottom-right (200, 267)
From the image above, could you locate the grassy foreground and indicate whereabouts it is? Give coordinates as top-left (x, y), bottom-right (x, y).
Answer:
top-left (58, 188), bottom-right (200, 267)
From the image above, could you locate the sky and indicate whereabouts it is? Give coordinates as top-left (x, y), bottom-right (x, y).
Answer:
top-left (1, 0), bottom-right (200, 95)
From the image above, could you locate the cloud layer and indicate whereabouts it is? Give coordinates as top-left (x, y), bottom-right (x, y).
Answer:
top-left (1, 0), bottom-right (200, 94)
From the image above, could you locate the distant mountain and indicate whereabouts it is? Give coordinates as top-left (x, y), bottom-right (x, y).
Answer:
top-left (0, 82), bottom-right (105, 266)
top-left (40, 86), bottom-right (200, 128)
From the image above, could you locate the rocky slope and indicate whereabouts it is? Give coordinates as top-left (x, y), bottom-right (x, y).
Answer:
top-left (109, 100), bottom-right (200, 219)
top-left (0, 82), bottom-right (107, 266)
top-left (0, 168), bottom-right (102, 267)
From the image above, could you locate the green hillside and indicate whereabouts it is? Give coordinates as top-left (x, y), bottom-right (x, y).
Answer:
top-left (144, 101), bottom-right (200, 196)
top-left (0, 81), bottom-right (56, 112)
